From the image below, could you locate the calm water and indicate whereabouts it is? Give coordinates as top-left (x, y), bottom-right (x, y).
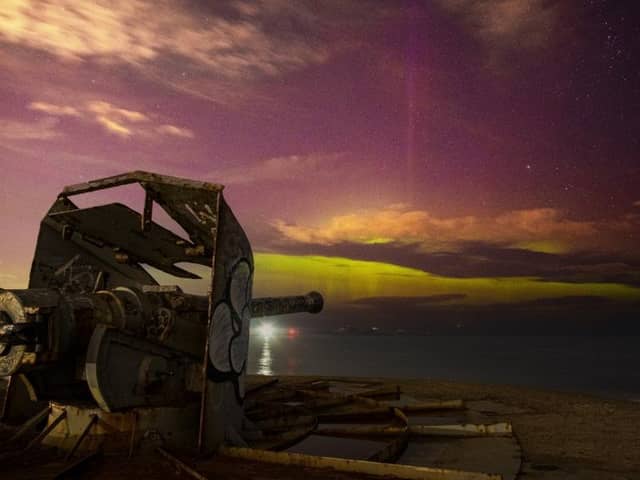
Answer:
top-left (247, 332), bottom-right (640, 400)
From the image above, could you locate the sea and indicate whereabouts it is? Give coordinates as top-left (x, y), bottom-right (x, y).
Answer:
top-left (247, 331), bottom-right (640, 401)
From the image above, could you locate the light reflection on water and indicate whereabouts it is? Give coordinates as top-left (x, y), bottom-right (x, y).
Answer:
top-left (247, 334), bottom-right (640, 399)
top-left (257, 338), bottom-right (273, 376)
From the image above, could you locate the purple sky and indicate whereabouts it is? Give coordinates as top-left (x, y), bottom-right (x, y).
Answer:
top-left (1, 1), bottom-right (639, 327)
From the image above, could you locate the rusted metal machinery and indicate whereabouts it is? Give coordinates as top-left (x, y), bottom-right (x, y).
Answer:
top-left (0, 172), bottom-right (522, 480)
top-left (0, 171), bottom-right (322, 453)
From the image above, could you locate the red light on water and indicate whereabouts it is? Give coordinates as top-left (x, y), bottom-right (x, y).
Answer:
top-left (287, 327), bottom-right (299, 337)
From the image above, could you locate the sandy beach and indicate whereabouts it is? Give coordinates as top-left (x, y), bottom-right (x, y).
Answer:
top-left (1, 376), bottom-right (638, 479)
top-left (356, 376), bottom-right (640, 480)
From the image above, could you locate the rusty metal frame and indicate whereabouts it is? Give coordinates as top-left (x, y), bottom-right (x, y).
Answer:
top-left (242, 381), bottom-right (476, 470)
top-left (24, 409), bottom-right (67, 452)
top-left (220, 446), bottom-right (502, 480)
top-left (157, 447), bottom-right (208, 480)
top-left (141, 191), bottom-right (154, 232)
top-left (65, 414), bottom-right (97, 461)
top-left (51, 170), bottom-right (226, 452)
top-left (61, 171), bottom-right (223, 198)
top-left (197, 190), bottom-right (222, 452)
top-left (54, 451), bottom-right (102, 480)
top-left (4, 406), bottom-right (51, 445)
top-left (316, 422), bottom-right (514, 438)
top-left (244, 378), bottom-right (279, 397)
top-left (128, 411), bottom-right (138, 458)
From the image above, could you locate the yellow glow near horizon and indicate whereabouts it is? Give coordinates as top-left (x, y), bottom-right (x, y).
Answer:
top-left (253, 253), bottom-right (640, 306)
top-left (512, 241), bottom-right (571, 254)
top-left (4, 253), bottom-right (639, 307)
top-left (363, 237), bottom-right (394, 245)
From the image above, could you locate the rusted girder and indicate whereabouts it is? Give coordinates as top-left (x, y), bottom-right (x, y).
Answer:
top-left (220, 446), bottom-right (503, 480)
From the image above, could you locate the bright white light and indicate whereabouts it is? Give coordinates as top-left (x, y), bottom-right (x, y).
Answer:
top-left (258, 323), bottom-right (275, 340)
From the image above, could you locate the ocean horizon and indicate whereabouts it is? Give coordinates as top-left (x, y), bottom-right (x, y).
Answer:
top-left (248, 331), bottom-right (640, 401)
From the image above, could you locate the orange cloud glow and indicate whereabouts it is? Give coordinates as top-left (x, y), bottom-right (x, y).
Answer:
top-left (273, 204), bottom-right (636, 254)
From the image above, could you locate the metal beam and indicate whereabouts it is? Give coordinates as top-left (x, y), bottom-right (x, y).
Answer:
top-left (157, 447), bottom-right (208, 480)
top-left (197, 191), bottom-right (221, 453)
top-left (24, 409), bottom-right (67, 451)
top-left (5, 406), bottom-right (51, 444)
top-left (61, 171), bottom-right (223, 197)
top-left (220, 446), bottom-right (503, 480)
top-left (317, 422), bottom-right (514, 438)
top-left (65, 414), bottom-right (97, 461)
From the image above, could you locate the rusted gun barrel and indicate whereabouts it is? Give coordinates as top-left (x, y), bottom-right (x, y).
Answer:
top-left (0, 288), bottom-right (324, 376)
top-left (251, 291), bottom-right (323, 318)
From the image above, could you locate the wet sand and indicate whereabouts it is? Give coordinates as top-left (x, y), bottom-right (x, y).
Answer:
top-left (1, 376), bottom-right (639, 479)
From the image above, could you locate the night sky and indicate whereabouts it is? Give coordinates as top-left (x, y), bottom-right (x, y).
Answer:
top-left (1, 1), bottom-right (639, 332)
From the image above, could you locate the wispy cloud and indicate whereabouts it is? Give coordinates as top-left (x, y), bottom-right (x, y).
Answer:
top-left (214, 152), bottom-right (347, 185)
top-left (0, 1), bottom-right (392, 105)
top-left (85, 100), bottom-right (148, 137)
top-left (437, 0), bottom-right (562, 60)
top-left (86, 101), bottom-right (147, 123)
top-left (0, 1), bottom-right (333, 77)
top-left (29, 101), bottom-right (81, 117)
top-left (0, 117), bottom-right (62, 140)
top-left (26, 99), bottom-right (193, 139)
top-left (156, 124), bottom-right (195, 139)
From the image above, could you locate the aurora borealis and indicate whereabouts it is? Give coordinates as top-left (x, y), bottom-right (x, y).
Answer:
top-left (0, 1), bottom-right (638, 332)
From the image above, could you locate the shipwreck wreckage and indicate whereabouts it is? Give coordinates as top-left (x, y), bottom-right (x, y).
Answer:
top-left (0, 172), bottom-right (522, 479)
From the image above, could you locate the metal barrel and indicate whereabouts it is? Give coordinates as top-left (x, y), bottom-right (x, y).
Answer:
top-left (250, 291), bottom-right (324, 318)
